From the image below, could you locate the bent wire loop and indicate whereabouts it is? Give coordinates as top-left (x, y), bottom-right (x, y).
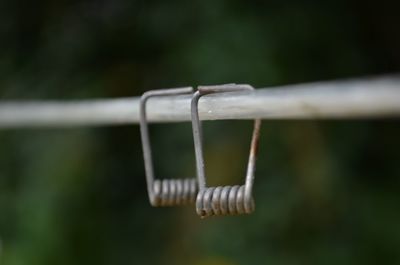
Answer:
top-left (140, 87), bottom-right (197, 207)
top-left (191, 84), bottom-right (262, 218)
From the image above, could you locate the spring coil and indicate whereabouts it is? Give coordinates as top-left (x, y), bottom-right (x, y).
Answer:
top-left (151, 178), bottom-right (197, 207)
top-left (191, 84), bottom-right (261, 218)
top-left (196, 185), bottom-right (254, 218)
top-left (140, 87), bottom-right (198, 208)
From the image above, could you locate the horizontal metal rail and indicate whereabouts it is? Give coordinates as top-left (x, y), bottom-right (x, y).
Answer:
top-left (0, 75), bottom-right (399, 128)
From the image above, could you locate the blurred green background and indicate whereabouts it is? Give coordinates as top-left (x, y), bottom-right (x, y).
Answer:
top-left (0, 0), bottom-right (400, 264)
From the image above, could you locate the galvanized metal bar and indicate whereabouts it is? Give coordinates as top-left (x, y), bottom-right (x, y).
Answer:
top-left (0, 75), bottom-right (399, 128)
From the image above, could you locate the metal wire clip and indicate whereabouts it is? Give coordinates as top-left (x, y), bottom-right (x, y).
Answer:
top-left (191, 84), bottom-right (262, 218)
top-left (140, 87), bottom-right (198, 207)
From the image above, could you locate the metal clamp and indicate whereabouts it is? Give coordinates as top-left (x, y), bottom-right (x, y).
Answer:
top-left (191, 84), bottom-right (262, 218)
top-left (140, 87), bottom-right (197, 206)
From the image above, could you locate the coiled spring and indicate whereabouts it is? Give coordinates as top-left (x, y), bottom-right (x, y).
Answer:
top-left (196, 185), bottom-right (255, 217)
top-left (191, 84), bottom-right (261, 218)
top-left (152, 178), bottom-right (197, 206)
top-left (140, 87), bottom-right (197, 207)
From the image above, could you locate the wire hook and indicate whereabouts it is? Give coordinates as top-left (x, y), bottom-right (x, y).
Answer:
top-left (140, 87), bottom-right (198, 206)
top-left (191, 84), bottom-right (262, 218)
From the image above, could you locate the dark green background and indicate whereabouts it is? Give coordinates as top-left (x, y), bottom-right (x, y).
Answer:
top-left (0, 1), bottom-right (399, 264)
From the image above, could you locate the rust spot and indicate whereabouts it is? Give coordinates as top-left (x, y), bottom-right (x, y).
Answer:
top-left (250, 120), bottom-right (261, 156)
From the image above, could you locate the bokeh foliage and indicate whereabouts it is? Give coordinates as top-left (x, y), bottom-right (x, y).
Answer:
top-left (0, 0), bottom-right (399, 264)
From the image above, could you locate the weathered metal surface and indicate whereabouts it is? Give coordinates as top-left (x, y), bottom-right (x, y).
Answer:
top-left (0, 75), bottom-right (399, 128)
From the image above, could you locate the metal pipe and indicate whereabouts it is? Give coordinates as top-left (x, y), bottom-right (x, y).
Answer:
top-left (0, 75), bottom-right (399, 128)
